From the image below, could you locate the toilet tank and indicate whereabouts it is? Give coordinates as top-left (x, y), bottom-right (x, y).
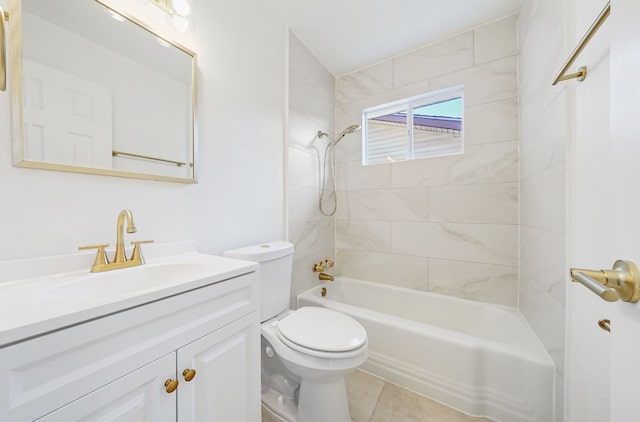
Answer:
top-left (223, 241), bottom-right (294, 322)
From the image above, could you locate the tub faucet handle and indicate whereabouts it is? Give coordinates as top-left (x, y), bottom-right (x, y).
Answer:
top-left (313, 262), bottom-right (324, 272)
top-left (325, 259), bottom-right (334, 268)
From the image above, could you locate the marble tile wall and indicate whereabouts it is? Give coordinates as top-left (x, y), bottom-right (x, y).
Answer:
top-left (334, 16), bottom-right (519, 307)
top-left (518, 0), bottom-right (567, 420)
top-left (287, 33), bottom-right (336, 307)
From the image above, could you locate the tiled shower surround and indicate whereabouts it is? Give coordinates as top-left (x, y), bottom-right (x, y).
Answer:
top-left (518, 0), bottom-right (568, 418)
top-left (287, 33), bottom-right (336, 307)
top-left (334, 16), bottom-right (519, 307)
top-left (288, 13), bottom-right (565, 420)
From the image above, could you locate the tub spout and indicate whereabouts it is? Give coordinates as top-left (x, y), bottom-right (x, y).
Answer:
top-left (319, 273), bottom-right (334, 281)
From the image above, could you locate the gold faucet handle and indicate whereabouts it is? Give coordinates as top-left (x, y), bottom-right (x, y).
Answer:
top-left (79, 244), bottom-right (110, 270)
top-left (324, 259), bottom-right (335, 268)
top-left (130, 240), bottom-right (154, 262)
top-left (131, 240), bottom-right (154, 245)
top-left (79, 244), bottom-right (109, 251)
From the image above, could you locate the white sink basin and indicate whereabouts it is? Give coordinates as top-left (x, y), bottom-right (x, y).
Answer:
top-left (35, 262), bottom-right (207, 302)
top-left (0, 243), bottom-right (259, 347)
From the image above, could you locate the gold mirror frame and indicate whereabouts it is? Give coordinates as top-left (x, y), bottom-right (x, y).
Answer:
top-left (8, 0), bottom-right (198, 183)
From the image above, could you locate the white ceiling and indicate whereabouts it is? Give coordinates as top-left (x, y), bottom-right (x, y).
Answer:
top-left (259, 0), bottom-right (521, 76)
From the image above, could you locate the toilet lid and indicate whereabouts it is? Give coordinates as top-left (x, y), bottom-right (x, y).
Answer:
top-left (276, 307), bottom-right (367, 353)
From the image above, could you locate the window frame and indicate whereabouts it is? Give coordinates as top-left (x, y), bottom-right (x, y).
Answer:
top-left (362, 84), bottom-right (464, 165)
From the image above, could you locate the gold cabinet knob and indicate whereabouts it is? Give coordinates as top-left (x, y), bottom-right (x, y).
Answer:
top-left (183, 368), bottom-right (196, 382)
top-left (164, 379), bottom-right (179, 393)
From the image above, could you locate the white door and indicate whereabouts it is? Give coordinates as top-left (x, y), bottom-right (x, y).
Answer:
top-left (22, 60), bottom-right (113, 168)
top-left (569, 1), bottom-right (640, 421)
top-left (608, 0), bottom-right (640, 420)
top-left (176, 311), bottom-right (261, 422)
top-left (36, 353), bottom-right (176, 422)
top-left (567, 1), bottom-right (612, 422)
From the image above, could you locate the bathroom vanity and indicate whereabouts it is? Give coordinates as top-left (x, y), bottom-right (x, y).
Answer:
top-left (0, 245), bottom-right (260, 421)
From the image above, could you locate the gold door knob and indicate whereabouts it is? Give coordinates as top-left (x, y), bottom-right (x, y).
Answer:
top-left (164, 379), bottom-right (179, 393)
top-left (570, 260), bottom-right (640, 302)
top-left (183, 368), bottom-right (196, 382)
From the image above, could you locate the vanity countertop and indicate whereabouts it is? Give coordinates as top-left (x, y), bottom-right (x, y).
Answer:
top-left (0, 243), bottom-right (259, 348)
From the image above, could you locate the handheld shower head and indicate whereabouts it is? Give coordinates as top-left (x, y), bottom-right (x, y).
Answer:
top-left (331, 124), bottom-right (361, 146)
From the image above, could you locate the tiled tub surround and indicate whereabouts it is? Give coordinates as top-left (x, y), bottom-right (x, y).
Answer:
top-left (287, 33), bottom-right (336, 307)
top-left (518, 0), bottom-right (568, 419)
top-left (334, 16), bottom-right (519, 307)
top-left (298, 279), bottom-right (554, 422)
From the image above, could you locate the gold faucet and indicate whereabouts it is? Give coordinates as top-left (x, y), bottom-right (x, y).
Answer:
top-left (319, 273), bottom-right (334, 281)
top-left (114, 209), bottom-right (136, 263)
top-left (79, 209), bottom-right (154, 272)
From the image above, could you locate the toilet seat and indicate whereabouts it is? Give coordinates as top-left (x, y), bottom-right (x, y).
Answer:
top-left (275, 307), bottom-right (367, 358)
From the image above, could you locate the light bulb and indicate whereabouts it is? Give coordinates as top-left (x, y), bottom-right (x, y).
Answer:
top-left (172, 0), bottom-right (190, 16)
top-left (172, 14), bottom-right (189, 33)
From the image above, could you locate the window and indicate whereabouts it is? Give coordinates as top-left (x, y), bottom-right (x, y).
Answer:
top-left (362, 85), bottom-right (464, 165)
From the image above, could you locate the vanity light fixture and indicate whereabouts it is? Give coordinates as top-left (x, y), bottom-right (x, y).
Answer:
top-left (148, 0), bottom-right (191, 33)
top-left (172, 0), bottom-right (191, 17)
top-left (171, 14), bottom-right (189, 33)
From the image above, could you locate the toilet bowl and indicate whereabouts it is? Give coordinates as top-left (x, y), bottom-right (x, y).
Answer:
top-left (261, 308), bottom-right (368, 422)
top-left (224, 242), bottom-right (368, 422)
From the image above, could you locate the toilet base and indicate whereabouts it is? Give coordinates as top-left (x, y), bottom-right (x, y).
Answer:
top-left (262, 386), bottom-right (297, 422)
top-left (296, 376), bottom-right (350, 422)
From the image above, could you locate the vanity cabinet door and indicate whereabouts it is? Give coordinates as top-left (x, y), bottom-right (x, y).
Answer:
top-left (36, 353), bottom-right (176, 422)
top-left (176, 310), bottom-right (260, 422)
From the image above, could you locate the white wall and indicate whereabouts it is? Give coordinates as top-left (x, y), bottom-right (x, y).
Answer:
top-left (287, 33), bottom-right (335, 307)
top-left (0, 0), bottom-right (286, 260)
top-left (334, 16), bottom-right (519, 307)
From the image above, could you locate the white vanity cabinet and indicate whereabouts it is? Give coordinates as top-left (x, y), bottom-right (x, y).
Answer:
top-left (177, 313), bottom-right (260, 421)
top-left (37, 353), bottom-right (177, 421)
top-left (0, 270), bottom-right (260, 422)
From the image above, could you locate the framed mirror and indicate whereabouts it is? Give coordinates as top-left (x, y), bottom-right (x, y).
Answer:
top-left (9, 0), bottom-right (197, 183)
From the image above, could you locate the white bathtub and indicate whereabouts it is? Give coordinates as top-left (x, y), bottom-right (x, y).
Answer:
top-left (297, 278), bottom-right (555, 422)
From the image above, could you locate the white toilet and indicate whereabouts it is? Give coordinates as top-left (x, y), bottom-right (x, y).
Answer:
top-left (224, 241), bottom-right (368, 422)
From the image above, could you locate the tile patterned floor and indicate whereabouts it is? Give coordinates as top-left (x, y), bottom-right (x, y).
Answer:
top-left (262, 369), bottom-right (493, 422)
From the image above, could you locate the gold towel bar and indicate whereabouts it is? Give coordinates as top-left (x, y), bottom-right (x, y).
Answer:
top-left (112, 150), bottom-right (190, 167)
top-left (552, 1), bottom-right (610, 85)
